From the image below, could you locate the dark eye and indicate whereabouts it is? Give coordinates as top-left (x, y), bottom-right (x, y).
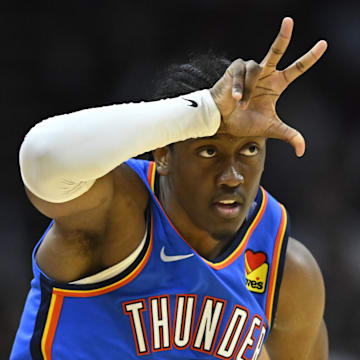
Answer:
top-left (240, 144), bottom-right (259, 157)
top-left (198, 148), bottom-right (217, 158)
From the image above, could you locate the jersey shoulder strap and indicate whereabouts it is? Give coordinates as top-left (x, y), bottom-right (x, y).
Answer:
top-left (245, 188), bottom-right (290, 328)
top-left (125, 158), bottom-right (156, 192)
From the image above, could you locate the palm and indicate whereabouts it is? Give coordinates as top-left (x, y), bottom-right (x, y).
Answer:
top-left (246, 69), bottom-right (285, 115)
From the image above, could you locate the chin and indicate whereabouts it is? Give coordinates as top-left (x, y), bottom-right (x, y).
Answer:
top-left (209, 215), bottom-right (246, 240)
top-left (210, 223), bottom-right (242, 242)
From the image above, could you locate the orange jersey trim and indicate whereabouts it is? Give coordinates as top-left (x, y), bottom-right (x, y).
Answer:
top-left (265, 203), bottom-right (287, 326)
top-left (147, 162), bottom-right (268, 271)
top-left (147, 161), bottom-right (156, 191)
top-left (41, 293), bottom-right (64, 360)
top-left (204, 188), bottom-right (268, 270)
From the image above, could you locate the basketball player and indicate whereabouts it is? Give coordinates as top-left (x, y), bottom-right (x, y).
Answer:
top-left (11, 18), bottom-right (328, 359)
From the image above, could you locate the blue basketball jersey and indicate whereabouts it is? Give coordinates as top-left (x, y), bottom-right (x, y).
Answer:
top-left (11, 159), bottom-right (289, 359)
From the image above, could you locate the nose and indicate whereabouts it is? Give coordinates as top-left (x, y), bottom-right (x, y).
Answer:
top-left (216, 162), bottom-right (244, 188)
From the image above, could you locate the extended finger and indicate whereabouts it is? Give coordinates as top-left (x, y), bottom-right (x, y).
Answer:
top-left (282, 40), bottom-right (328, 84)
top-left (227, 59), bottom-right (246, 101)
top-left (266, 118), bottom-right (306, 157)
top-left (240, 60), bottom-right (262, 107)
top-left (260, 17), bottom-right (294, 69)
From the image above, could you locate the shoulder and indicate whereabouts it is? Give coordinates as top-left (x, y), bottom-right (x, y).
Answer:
top-left (281, 237), bottom-right (325, 312)
top-left (265, 237), bottom-right (327, 359)
top-left (274, 237), bottom-right (325, 329)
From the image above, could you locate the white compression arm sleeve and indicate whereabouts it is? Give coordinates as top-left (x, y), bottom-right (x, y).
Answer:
top-left (19, 89), bottom-right (220, 203)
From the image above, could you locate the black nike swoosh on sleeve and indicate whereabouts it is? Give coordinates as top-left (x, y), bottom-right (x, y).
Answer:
top-left (182, 98), bottom-right (198, 107)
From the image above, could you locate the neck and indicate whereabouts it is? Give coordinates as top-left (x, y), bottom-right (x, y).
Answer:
top-left (159, 177), bottom-right (235, 260)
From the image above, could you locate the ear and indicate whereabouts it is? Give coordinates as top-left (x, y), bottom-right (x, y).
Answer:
top-left (152, 146), bottom-right (171, 176)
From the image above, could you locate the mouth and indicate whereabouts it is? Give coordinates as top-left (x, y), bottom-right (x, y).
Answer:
top-left (213, 200), bottom-right (242, 219)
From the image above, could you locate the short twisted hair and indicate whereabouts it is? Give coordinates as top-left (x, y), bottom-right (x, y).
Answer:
top-left (150, 53), bottom-right (231, 101)
top-left (138, 53), bottom-right (231, 160)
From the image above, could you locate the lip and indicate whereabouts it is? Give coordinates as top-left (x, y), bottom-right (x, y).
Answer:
top-left (212, 202), bottom-right (242, 219)
top-left (212, 193), bottom-right (245, 204)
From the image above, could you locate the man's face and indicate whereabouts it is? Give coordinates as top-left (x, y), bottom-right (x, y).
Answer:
top-left (155, 134), bottom-right (266, 241)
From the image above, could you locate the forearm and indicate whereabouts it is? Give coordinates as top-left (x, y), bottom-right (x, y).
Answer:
top-left (19, 90), bottom-right (220, 203)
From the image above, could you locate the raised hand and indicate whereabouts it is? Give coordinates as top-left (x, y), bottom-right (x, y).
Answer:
top-left (210, 17), bottom-right (328, 157)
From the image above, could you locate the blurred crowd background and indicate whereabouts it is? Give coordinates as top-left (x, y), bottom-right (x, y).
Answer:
top-left (2, 0), bottom-right (359, 358)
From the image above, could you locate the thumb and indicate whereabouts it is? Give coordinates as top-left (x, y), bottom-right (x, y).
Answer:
top-left (266, 118), bottom-right (306, 157)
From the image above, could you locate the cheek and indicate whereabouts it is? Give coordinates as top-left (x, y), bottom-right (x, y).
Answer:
top-left (243, 160), bottom-right (265, 196)
top-left (172, 163), bottom-right (213, 204)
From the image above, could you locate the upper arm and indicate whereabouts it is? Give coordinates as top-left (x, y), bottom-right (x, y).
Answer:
top-left (265, 237), bottom-right (328, 360)
top-left (25, 163), bottom-right (149, 233)
top-left (27, 163), bottom-right (150, 283)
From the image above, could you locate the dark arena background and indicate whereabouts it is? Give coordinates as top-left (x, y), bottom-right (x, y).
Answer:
top-left (2, 1), bottom-right (359, 358)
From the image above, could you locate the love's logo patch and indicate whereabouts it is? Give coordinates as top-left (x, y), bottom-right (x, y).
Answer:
top-left (245, 250), bottom-right (269, 294)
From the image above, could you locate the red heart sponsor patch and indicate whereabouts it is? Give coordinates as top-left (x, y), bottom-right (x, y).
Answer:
top-left (245, 250), bottom-right (267, 272)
